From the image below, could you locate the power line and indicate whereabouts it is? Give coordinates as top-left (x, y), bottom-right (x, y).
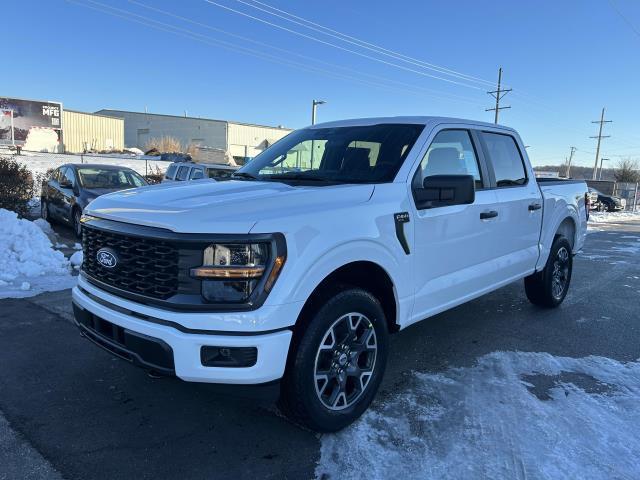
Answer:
top-left (71, 1), bottom-right (486, 108)
top-left (202, 0), bottom-right (485, 90)
top-left (608, 0), bottom-right (640, 38)
top-left (126, 0), bottom-right (484, 106)
top-left (231, 0), bottom-right (497, 87)
top-left (485, 67), bottom-right (512, 124)
top-left (590, 107), bottom-right (612, 180)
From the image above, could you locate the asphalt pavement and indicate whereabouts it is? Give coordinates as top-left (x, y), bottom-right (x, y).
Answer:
top-left (1, 219), bottom-right (639, 480)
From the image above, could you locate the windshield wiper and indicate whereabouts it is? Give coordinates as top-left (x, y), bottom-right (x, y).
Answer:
top-left (231, 172), bottom-right (259, 180)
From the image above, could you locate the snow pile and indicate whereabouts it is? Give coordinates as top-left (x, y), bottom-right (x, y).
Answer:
top-left (33, 218), bottom-right (54, 236)
top-left (589, 211), bottom-right (640, 224)
top-left (317, 351), bottom-right (640, 480)
top-left (69, 251), bottom-right (83, 269)
top-left (0, 209), bottom-right (77, 298)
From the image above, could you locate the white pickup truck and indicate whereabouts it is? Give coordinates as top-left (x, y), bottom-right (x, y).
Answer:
top-left (73, 117), bottom-right (588, 431)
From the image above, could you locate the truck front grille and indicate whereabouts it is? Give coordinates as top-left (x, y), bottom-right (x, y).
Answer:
top-left (82, 225), bottom-right (179, 299)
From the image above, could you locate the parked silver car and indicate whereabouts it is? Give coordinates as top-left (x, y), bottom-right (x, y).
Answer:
top-left (163, 162), bottom-right (238, 182)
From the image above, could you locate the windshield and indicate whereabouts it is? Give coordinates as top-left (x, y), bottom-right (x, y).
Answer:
top-left (236, 123), bottom-right (424, 184)
top-left (77, 168), bottom-right (147, 189)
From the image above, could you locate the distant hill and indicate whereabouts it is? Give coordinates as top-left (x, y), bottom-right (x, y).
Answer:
top-left (533, 165), bottom-right (616, 181)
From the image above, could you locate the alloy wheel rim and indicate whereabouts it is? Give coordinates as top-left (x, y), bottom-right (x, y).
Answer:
top-left (551, 246), bottom-right (570, 299)
top-left (313, 312), bottom-right (378, 411)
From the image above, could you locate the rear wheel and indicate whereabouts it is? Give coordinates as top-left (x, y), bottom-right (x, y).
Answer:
top-left (280, 288), bottom-right (389, 432)
top-left (525, 236), bottom-right (573, 308)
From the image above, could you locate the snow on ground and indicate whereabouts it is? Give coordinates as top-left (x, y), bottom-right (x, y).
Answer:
top-left (317, 351), bottom-right (640, 480)
top-left (0, 209), bottom-right (76, 299)
top-left (589, 211), bottom-right (640, 224)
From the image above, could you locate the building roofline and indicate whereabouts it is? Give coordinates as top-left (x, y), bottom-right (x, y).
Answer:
top-left (94, 109), bottom-right (292, 131)
top-left (65, 109), bottom-right (123, 120)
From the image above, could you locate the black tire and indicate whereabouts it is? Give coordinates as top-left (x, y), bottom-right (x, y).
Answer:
top-left (525, 236), bottom-right (573, 308)
top-left (41, 200), bottom-right (50, 222)
top-left (72, 208), bottom-right (83, 238)
top-left (280, 287), bottom-right (389, 432)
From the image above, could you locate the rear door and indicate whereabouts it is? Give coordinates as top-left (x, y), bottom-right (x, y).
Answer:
top-left (49, 167), bottom-right (67, 219)
top-left (478, 130), bottom-right (542, 281)
top-left (410, 127), bottom-right (501, 321)
top-left (59, 167), bottom-right (78, 223)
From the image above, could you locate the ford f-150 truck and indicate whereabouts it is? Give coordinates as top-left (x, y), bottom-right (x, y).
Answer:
top-left (73, 117), bottom-right (588, 432)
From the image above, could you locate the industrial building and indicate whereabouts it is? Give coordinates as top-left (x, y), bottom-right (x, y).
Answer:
top-left (62, 110), bottom-right (124, 153)
top-left (96, 109), bottom-right (292, 164)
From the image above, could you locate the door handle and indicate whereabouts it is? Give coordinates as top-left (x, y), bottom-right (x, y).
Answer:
top-left (528, 203), bottom-right (542, 211)
top-left (480, 210), bottom-right (498, 220)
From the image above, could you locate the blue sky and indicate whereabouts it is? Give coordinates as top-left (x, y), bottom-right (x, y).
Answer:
top-left (5, 0), bottom-right (640, 166)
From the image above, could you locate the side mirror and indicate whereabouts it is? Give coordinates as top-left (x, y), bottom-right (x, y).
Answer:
top-left (414, 174), bottom-right (475, 209)
top-left (59, 179), bottom-right (72, 189)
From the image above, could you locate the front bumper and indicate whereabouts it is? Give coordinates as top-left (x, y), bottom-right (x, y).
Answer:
top-left (72, 280), bottom-right (294, 385)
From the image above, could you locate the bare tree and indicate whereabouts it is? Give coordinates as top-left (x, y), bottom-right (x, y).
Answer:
top-left (613, 158), bottom-right (640, 183)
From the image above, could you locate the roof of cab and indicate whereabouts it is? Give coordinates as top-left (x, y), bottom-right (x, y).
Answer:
top-left (309, 116), bottom-right (516, 133)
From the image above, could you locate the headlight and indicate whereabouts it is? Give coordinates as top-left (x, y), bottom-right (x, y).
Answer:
top-left (190, 242), bottom-right (285, 304)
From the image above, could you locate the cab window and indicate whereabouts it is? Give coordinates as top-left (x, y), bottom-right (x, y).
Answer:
top-left (481, 132), bottom-right (527, 187)
top-left (190, 168), bottom-right (204, 180)
top-left (165, 164), bottom-right (178, 180)
top-left (414, 129), bottom-right (483, 190)
top-left (176, 166), bottom-right (190, 181)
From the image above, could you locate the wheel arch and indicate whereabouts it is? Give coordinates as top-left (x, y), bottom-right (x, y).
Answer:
top-left (294, 261), bottom-right (399, 337)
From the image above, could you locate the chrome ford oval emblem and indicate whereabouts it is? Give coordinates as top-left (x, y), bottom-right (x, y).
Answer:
top-left (96, 248), bottom-right (118, 269)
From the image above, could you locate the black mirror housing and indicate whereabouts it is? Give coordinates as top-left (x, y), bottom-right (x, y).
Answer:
top-left (59, 180), bottom-right (72, 189)
top-left (414, 174), bottom-right (475, 209)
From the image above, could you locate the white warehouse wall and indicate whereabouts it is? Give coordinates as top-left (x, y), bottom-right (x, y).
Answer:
top-left (95, 110), bottom-right (227, 150)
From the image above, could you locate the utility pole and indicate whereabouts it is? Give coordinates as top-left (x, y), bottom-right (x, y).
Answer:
top-left (590, 107), bottom-right (612, 180)
top-left (599, 157), bottom-right (610, 180)
top-left (565, 146), bottom-right (576, 178)
top-left (486, 67), bottom-right (512, 124)
top-left (311, 99), bottom-right (326, 125)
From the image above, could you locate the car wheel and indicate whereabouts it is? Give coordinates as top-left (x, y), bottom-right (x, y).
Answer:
top-left (599, 202), bottom-right (609, 212)
top-left (524, 236), bottom-right (573, 308)
top-left (41, 200), bottom-right (50, 222)
top-left (72, 208), bottom-right (83, 238)
top-left (279, 287), bottom-right (389, 432)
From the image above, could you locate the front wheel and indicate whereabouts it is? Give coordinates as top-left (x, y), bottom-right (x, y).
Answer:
top-left (280, 288), bottom-right (389, 432)
top-left (72, 208), bottom-right (83, 238)
top-left (525, 236), bottom-right (573, 308)
top-left (41, 200), bottom-right (50, 222)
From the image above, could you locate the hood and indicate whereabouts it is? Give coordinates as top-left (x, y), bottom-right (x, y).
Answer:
top-left (86, 180), bottom-right (375, 233)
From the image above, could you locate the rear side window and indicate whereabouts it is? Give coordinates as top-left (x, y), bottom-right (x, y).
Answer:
top-left (190, 168), bottom-right (204, 180)
top-left (165, 164), bottom-right (178, 179)
top-left (414, 129), bottom-right (483, 189)
top-left (481, 132), bottom-right (527, 187)
top-left (176, 166), bottom-right (190, 181)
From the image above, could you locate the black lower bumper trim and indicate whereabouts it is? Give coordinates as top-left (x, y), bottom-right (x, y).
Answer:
top-left (73, 302), bottom-right (175, 375)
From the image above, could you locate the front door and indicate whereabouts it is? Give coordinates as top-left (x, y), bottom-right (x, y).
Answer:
top-left (410, 128), bottom-right (502, 323)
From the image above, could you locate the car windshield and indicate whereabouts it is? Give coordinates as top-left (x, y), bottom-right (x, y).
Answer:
top-left (235, 123), bottom-right (424, 184)
top-left (77, 168), bottom-right (146, 189)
